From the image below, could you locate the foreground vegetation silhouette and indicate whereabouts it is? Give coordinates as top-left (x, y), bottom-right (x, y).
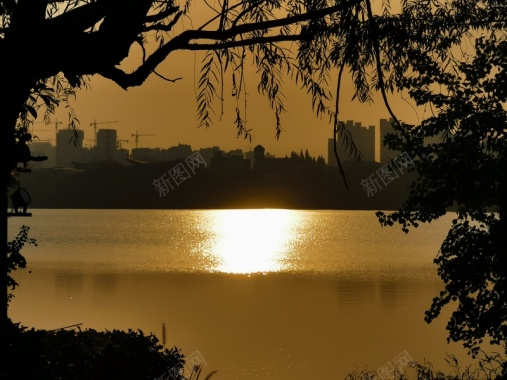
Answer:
top-left (376, 33), bottom-right (507, 357)
top-left (345, 352), bottom-right (506, 380)
top-left (4, 321), bottom-right (184, 380)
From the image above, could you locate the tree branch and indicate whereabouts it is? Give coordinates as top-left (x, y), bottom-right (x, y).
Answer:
top-left (144, 5), bottom-right (179, 22)
top-left (152, 70), bottom-right (182, 83)
top-left (45, 1), bottom-right (107, 34)
top-left (185, 34), bottom-right (302, 50)
top-left (101, 0), bottom-right (362, 89)
top-left (189, 0), bottom-right (362, 42)
top-left (333, 62), bottom-right (350, 190)
top-left (142, 10), bottom-right (182, 32)
top-left (100, 34), bottom-right (302, 89)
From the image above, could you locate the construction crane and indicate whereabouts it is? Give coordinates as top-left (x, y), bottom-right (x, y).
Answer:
top-left (90, 120), bottom-right (118, 143)
top-left (117, 139), bottom-right (129, 149)
top-left (31, 119), bottom-right (61, 144)
top-left (131, 131), bottom-right (155, 149)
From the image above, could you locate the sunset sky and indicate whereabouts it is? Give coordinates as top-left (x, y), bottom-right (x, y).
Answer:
top-left (32, 2), bottom-right (422, 160)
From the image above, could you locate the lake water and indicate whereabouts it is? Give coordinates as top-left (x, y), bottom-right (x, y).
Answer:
top-left (7, 209), bottom-right (486, 379)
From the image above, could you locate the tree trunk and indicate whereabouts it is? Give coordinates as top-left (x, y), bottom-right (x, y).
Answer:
top-left (1, 113), bottom-right (15, 326)
top-left (0, 76), bottom-right (33, 326)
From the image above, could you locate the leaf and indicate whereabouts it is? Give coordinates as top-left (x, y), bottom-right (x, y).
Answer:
top-left (24, 105), bottom-right (37, 119)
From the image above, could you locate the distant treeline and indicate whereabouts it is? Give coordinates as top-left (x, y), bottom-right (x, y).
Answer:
top-left (12, 161), bottom-right (416, 210)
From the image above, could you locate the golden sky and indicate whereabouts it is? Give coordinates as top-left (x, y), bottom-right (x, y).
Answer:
top-left (35, 66), bottom-right (421, 160)
top-left (32, 3), bottom-right (422, 160)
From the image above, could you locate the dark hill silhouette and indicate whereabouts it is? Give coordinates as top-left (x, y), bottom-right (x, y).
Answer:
top-left (14, 161), bottom-right (415, 210)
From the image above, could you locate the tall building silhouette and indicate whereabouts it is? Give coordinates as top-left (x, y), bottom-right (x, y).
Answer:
top-left (252, 144), bottom-right (265, 170)
top-left (56, 129), bottom-right (84, 167)
top-left (328, 120), bottom-right (375, 166)
top-left (96, 129), bottom-right (117, 162)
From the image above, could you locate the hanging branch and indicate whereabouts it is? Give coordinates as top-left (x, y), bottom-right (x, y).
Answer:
top-left (364, 0), bottom-right (400, 127)
top-left (333, 62), bottom-right (349, 190)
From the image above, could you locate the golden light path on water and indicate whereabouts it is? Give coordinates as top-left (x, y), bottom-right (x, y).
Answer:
top-left (202, 209), bottom-right (300, 274)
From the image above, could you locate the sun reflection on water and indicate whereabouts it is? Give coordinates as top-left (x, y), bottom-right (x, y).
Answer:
top-left (202, 209), bottom-right (300, 274)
